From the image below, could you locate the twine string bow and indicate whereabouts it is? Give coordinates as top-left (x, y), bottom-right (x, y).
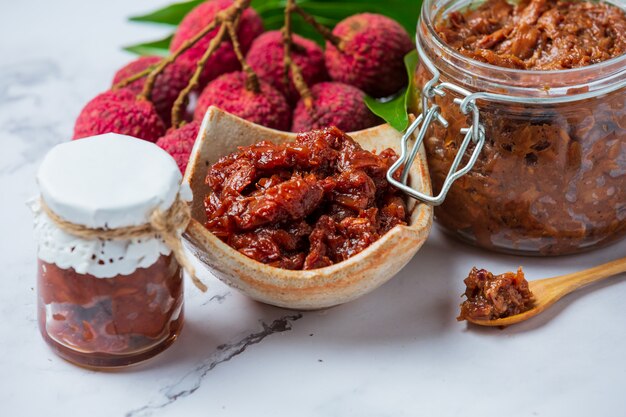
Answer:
top-left (39, 197), bottom-right (207, 292)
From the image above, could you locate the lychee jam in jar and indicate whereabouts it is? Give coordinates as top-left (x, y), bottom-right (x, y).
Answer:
top-left (416, 0), bottom-right (626, 255)
top-left (37, 256), bottom-right (183, 368)
top-left (33, 134), bottom-right (190, 368)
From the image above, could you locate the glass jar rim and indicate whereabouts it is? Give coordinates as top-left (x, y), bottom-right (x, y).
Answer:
top-left (419, 0), bottom-right (626, 97)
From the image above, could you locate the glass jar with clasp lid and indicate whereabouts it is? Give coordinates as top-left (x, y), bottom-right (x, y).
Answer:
top-left (389, 0), bottom-right (626, 255)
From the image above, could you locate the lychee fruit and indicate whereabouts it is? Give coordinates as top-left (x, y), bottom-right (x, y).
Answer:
top-left (246, 30), bottom-right (327, 104)
top-left (195, 71), bottom-right (292, 131)
top-left (73, 89), bottom-right (166, 142)
top-left (325, 13), bottom-right (413, 98)
top-left (156, 121), bottom-right (200, 173)
top-left (170, 0), bottom-right (264, 89)
top-left (112, 56), bottom-right (193, 126)
top-left (291, 82), bottom-right (380, 133)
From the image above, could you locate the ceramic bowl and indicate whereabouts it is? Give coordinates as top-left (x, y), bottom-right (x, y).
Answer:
top-left (183, 107), bottom-right (433, 309)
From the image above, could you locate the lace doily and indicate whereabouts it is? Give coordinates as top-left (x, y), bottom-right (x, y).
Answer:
top-left (32, 200), bottom-right (172, 278)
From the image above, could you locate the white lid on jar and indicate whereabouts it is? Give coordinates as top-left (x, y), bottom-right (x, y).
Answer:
top-left (37, 133), bottom-right (190, 228)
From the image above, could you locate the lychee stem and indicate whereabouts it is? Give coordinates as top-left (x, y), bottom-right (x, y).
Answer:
top-left (113, 15), bottom-right (220, 94)
top-left (225, 21), bottom-right (260, 93)
top-left (172, 24), bottom-right (228, 127)
top-left (135, 17), bottom-right (221, 102)
top-left (113, 66), bottom-right (156, 90)
top-left (289, 3), bottom-right (342, 49)
top-left (283, 0), bottom-right (313, 108)
top-left (171, 0), bottom-right (252, 127)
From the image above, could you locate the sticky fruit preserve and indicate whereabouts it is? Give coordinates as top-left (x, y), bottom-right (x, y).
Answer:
top-left (415, 0), bottom-right (626, 255)
top-left (33, 134), bottom-right (191, 368)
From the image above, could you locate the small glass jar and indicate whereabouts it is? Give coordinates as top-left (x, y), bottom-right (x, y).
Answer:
top-left (414, 0), bottom-right (626, 255)
top-left (33, 134), bottom-right (190, 368)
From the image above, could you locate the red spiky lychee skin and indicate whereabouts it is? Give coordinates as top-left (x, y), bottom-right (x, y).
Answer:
top-left (112, 56), bottom-right (193, 127)
top-left (325, 13), bottom-right (413, 98)
top-left (195, 71), bottom-right (292, 131)
top-left (171, 0), bottom-right (264, 89)
top-left (73, 89), bottom-right (166, 142)
top-left (246, 30), bottom-right (328, 104)
top-left (291, 82), bottom-right (381, 133)
top-left (156, 121), bottom-right (200, 173)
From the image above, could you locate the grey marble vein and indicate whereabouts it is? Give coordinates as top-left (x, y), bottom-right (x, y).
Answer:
top-left (202, 291), bottom-right (232, 305)
top-left (125, 313), bottom-right (303, 417)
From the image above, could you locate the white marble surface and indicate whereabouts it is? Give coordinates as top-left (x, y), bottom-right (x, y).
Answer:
top-left (1, 1), bottom-right (625, 416)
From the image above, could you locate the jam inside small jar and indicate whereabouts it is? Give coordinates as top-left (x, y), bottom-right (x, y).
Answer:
top-left (37, 255), bottom-right (183, 368)
top-left (33, 133), bottom-right (191, 368)
top-left (413, 0), bottom-right (626, 255)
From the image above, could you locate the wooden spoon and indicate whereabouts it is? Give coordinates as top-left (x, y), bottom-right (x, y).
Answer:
top-left (467, 257), bottom-right (626, 327)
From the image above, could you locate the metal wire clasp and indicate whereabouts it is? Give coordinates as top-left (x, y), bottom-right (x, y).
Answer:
top-left (387, 41), bottom-right (486, 206)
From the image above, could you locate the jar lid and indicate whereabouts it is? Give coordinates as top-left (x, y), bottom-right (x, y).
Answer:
top-left (37, 133), bottom-right (189, 229)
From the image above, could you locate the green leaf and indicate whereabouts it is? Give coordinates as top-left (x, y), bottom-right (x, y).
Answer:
top-left (364, 50), bottom-right (419, 132)
top-left (403, 49), bottom-right (419, 110)
top-left (129, 0), bottom-right (203, 25)
top-left (365, 90), bottom-right (409, 132)
top-left (123, 35), bottom-right (173, 57)
top-left (299, 1), bottom-right (421, 35)
top-left (129, 0), bottom-right (423, 41)
top-left (124, 1), bottom-right (423, 121)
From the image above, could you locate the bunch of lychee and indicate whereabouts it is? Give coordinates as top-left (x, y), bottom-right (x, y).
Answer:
top-left (72, 0), bottom-right (414, 173)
